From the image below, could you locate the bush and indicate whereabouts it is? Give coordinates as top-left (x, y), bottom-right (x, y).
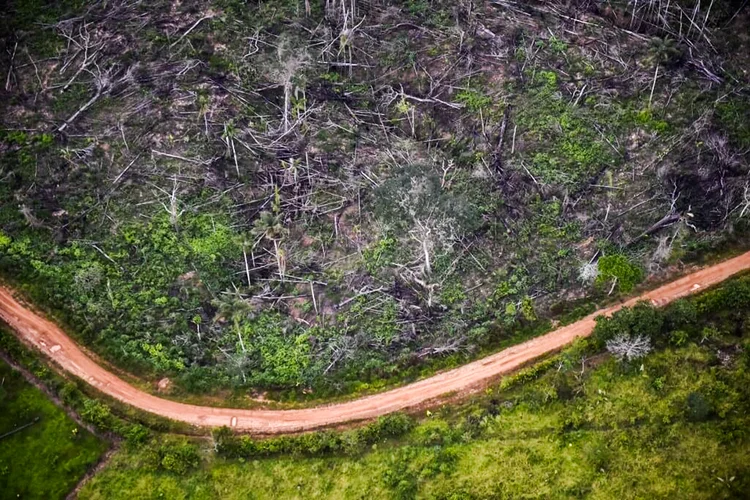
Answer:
top-left (413, 419), bottom-right (455, 447)
top-left (664, 299), bottom-right (698, 331)
top-left (80, 399), bottom-right (113, 429)
top-left (59, 381), bottom-right (81, 405)
top-left (146, 441), bottom-right (201, 475)
top-left (694, 276), bottom-right (750, 315)
top-left (212, 413), bottom-right (415, 459)
top-left (686, 392), bottom-right (713, 422)
top-left (124, 424), bottom-right (150, 447)
top-left (592, 302), bottom-right (664, 351)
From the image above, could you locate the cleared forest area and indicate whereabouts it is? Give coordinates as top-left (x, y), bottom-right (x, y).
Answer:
top-left (1, 0), bottom-right (749, 402)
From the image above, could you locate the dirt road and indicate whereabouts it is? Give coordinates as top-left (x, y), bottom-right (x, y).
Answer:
top-left (1, 251), bottom-right (750, 433)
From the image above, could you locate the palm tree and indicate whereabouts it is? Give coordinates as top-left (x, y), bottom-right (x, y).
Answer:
top-left (251, 210), bottom-right (288, 278)
top-left (647, 37), bottom-right (682, 67)
top-left (646, 37), bottom-right (682, 108)
top-left (213, 292), bottom-right (255, 355)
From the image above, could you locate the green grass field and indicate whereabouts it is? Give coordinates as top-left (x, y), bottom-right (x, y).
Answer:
top-left (0, 360), bottom-right (108, 499)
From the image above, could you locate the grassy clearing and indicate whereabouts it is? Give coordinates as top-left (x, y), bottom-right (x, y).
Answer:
top-left (0, 359), bottom-right (108, 499)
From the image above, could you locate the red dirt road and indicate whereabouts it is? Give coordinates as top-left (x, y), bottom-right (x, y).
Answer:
top-left (2, 251), bottom-right (750, 433)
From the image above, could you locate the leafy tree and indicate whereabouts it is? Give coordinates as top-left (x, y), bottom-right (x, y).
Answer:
top-left (664, 299), bottom-right (698, 331)
top-left (147, 441), bottom-right (201, 475)
top-left (596, 254), bottom-right (643, 293)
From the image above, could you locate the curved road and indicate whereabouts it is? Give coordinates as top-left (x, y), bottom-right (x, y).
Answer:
top-left (1, 251), bottom-right (750, 433)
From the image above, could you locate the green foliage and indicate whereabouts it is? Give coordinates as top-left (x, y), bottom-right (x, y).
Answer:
top-left (141, 342), bottom-right (186, 372)
top-left (81, 399), bottom-right (114, 429)
top-left (213, 413), bottom-right (415, 459)
top-left (647, 37), bottom-right (683, 66)
top-left (81, 293), bottom-right (750, 499)
top-left (592, 301), bottom-right (664, 347)
top-left (546, 35), bottom-right (568, 54)
top-left (0, 360), bottom-right (107, 499)
top-left (145, 440), bottom-right (201, 475)
top-left (347, 295), bottom-right (400, 345)
top-left (124, 424), bottom-right (151, 447)
top-left (439, 281), bottom-right (466, 306)
top-left (515, 70), bottom-right (622, 187)
top-left (596, 254), bottom-right (644, 293)
top-left (252, 210), bottom-right (286, 242)
top-left (241, 312), bottom-right (311, 387)
top-left (188, 219), bottom-right (239, 264)
top-left (665, 298), bottom-right (698, 330)
top-left (455, 89), bottom-right (493, 112)
top-left (382, 445), bottom-right (458, 499)
top-left (0, 209), bottom-right (248, 385)
top-left (632, 108), bottom-right (670, 133)
top-left (362, 237), bottom-right (397, 275)
top-left (520, 296), bottom-right (536, 322)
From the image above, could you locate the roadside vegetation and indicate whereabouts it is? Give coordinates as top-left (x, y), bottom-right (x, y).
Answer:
top-left (1, 0), bottom-right (749, 402)
top-left (0, 358), bottom-right (108, 499)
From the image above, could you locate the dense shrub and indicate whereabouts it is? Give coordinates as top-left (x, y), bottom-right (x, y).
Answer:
top-left (592, 302), bottom-right (664, 348)
top-left (81, 399), bottom-right (114, 429)
top-left (596, 254), bottom-right (644, 293)
top-left (124, 424), bottom-right (151, 447)
top-left (146, 441), bottom-right (201, 475)
top-left (212, 413), bottom-right (415, 459)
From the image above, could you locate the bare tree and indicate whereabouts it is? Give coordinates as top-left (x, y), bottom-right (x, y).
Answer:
top-left (578, 261), bottom-right (599, 284)
top-left (606, 334), bottom-right (652, 362)
top-left (271, 37), bottom-right (309, 134)
top-left (397, 177), bottom-right (460, 277)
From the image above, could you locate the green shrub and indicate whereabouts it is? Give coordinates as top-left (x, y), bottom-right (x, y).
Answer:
top-left (124, 424), bottom-right (150, 447)
top-left (213, 413), bottom-right (415, 460)
top-left (596, 254), bottom-right (643, 293)
top-left (146, 441), bottom-right (201, 474)
top-left (81, 399), bottom-right (113, 429)
top-left (664, 299), bottom-right (698, 331)
top-left (592, 302), bottom-right (664, 347)
top-left (686, 392), bottom-right (713, 422)
top-left (413, 419), bottom-right (455, 446)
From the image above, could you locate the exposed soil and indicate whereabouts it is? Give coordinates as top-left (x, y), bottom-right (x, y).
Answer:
top-left (1, 251), bottom-right (750, 434)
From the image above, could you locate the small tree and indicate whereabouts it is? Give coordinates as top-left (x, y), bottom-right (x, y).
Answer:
top-left (596, 254), bottom-right (643, 293)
